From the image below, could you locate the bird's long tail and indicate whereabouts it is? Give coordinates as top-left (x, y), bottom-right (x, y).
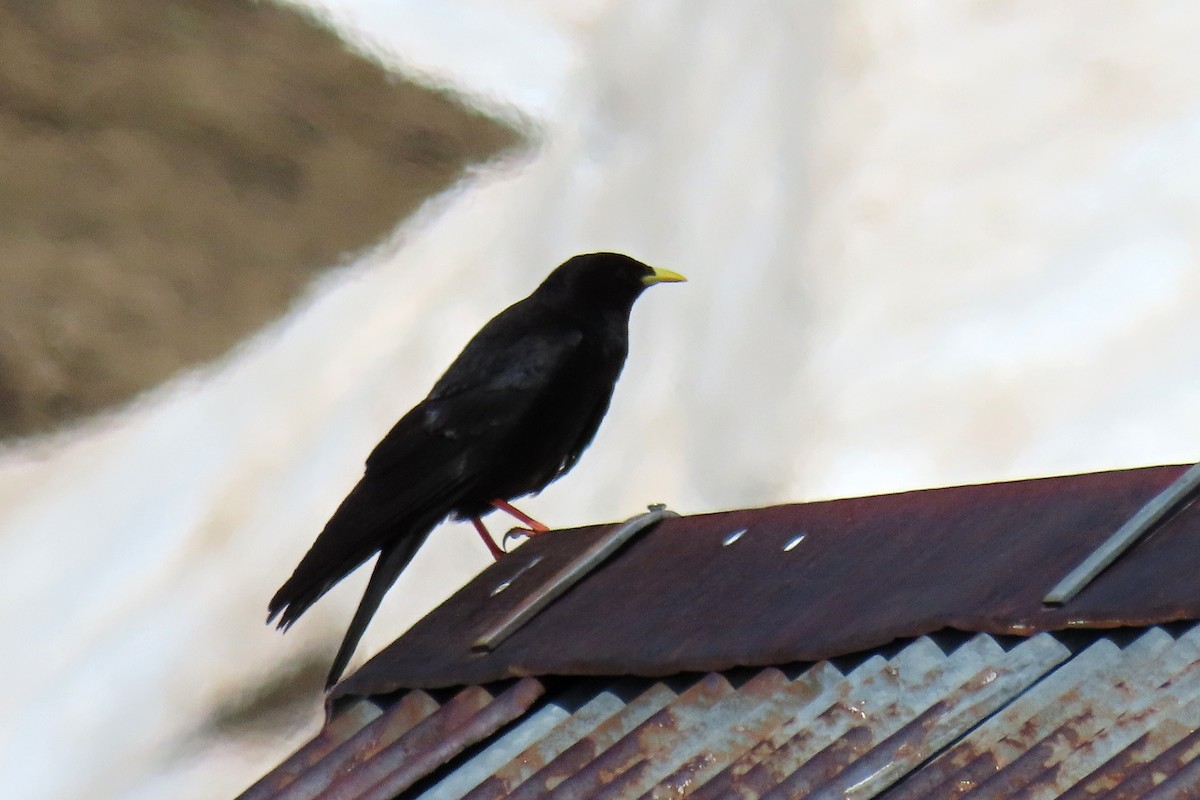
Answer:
top-left (267, 475), bottom-right (451, 688)
top-left (323, 533), bottom-right (426, 689)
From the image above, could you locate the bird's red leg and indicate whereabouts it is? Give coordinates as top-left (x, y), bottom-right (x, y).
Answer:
top-left (471, 517), bottom-right (505, 560)
top-left (491, 499), bottom-right (551, 534)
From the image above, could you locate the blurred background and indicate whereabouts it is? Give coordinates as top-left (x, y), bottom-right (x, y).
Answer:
top-left (3, 1), bottom-right (1200, 797)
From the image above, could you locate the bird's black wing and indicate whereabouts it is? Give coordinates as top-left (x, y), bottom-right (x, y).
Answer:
top-left (369, 321), bottom-right (588, 466)
top-left (374, 314), bottom-right (618, 503)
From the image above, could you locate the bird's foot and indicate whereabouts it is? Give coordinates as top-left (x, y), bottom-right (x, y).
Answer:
top-left (490, 499), bottom-right (550, 533)
top-left (501, 526), bottom-right (543, 550)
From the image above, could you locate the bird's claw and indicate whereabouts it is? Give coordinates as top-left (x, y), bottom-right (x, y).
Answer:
top-left (502, 526), bottom-right (539, 551)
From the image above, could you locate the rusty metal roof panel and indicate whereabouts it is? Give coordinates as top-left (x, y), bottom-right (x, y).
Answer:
top-left (240, 679), bottom-right (545, 800)
top-left (238, 627), bottom-right (1200, 799)
top-left (887, 623), bottom-right (1200, 799)
top-left (237, 465), bottom-right (1200, 799)
top-left (336, 464), bottom-right (1200, 695)
top-left (416, 695), bottom-right (576, 800)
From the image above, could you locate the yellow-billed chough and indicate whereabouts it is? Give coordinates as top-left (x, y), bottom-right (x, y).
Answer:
top-left (268, 252), bottom-right (685, 688)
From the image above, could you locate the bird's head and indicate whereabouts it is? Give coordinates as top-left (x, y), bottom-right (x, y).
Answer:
top-left (538, 252), bottom-right (686, 311)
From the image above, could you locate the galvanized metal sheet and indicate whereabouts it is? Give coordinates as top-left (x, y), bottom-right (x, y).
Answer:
top-left (238, 679), bottom-right (543, 800)
top-left (336, 464), bottom-right (1200, 695)
top-left (243, 628), bottom-right (1200, 799)
top-left (887, 624), bottom-right (1200, 800)
top-left (264, 690), bottom-right (442, 800)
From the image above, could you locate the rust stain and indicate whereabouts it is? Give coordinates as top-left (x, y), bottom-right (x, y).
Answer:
top-left (322, 680), bottom-right (542, 800)
top-left (896, 751), bottom-right (1002, 800)
top-left (1089, 727), bottom-right (1200, 800)
top-left (240, 689), bottom-right (443, 800)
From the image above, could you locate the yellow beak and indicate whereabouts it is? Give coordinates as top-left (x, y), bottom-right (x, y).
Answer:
top-left (642, 267), bottom-right (687, 286)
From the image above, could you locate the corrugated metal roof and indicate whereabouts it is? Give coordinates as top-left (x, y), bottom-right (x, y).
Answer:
top-left (240, 625), bottom-right (1200, 799)
top-left (337, 464), bottom-right (1200, 695)
top-left (240, 464), bottom-right (1200, 798)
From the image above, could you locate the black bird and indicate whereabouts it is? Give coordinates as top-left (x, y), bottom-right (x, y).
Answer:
top-left (268, 252), bottom-right (685, 688)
